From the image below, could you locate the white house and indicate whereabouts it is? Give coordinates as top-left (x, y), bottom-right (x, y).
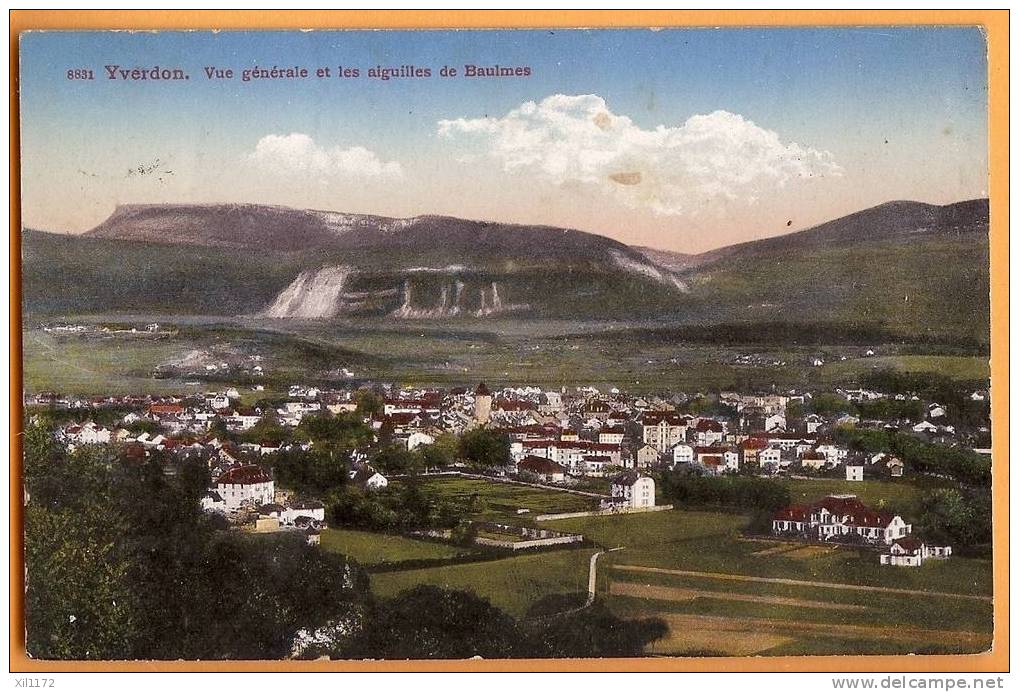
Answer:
top-left (280, 500), bottom-right (326, 526)
top-left (641, 412), bottom-right (688, 452)
top-left (352, 465), bottom-right (389, 490)
top-left (200, 490), bottom-right (227, 513)
top-left (846, 464), bottom-right (864, 482)
top-left (205, 393), bottom-right (231, 410)
top-left (694, 446), bottom-right (739, 474)
top-left (800, 451), bottom-right (828, 470)
top-left (598, 426), bottom-right (626, 445)
top-left (214, 465), bottom-right (275, 511)
top-left (610, 471), bottom-right (656, 509)
top-left (635, 444), bottom-right (661, 469)
top-left (758, 446), bottom-right (783, 469)
top-left (581, 455), bottom-right (612, 477)
top-left (693, 419), bottom-right (725, 446)
top-left (912, 420), bottom-right (939, 434)
top-left (815, 444), bottom-right (848, 466)
top-left (772, 495), bottom-right (911, 545)
top-left (226, 409), bottom-right (261, 431)
top-left (406, 431), bottom-right (435, 451)
top-left (672, 443), bottom-right (694, 466)
top-left (880, 537), bottom-right (952, 567)
top-left (65, 422), bottom-right (112, 446)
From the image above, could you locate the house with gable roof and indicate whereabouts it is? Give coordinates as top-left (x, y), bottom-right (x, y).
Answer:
top-left (772, 494), bottom-right (911, 545)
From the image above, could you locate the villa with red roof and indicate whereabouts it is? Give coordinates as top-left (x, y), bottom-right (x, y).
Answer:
top-left (214, 464), bottom-right (275, 510)
top-left (772, 494), bottom-right (911, 545)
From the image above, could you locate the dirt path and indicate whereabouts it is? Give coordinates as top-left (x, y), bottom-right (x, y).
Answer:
top-left (613, 564), bottom-right (992, 602)
top-left (652, 613), bottom-right (989, 651)
top-left (611, 581), bottom-right (870, 611)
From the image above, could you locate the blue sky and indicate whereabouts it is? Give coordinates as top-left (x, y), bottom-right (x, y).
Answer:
top-left (19, 27), bottom-right (988, 251)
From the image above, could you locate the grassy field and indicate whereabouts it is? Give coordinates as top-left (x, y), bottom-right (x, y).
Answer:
top-left (21, 316), bottom-right (990, 398)
top-left (319, 528), bottom-right (471, 566)
top-left (398, 476), bottom-right (600, 523)
top-left (22, 330), bottom-right (190, 395)
top-left (319, 478), bottom-right (600, 617)
top-left (540, 509), bottom-right (992, 656)
top-left (370, 547), bottom-right (596, 618)
top-left (821, 355), bottom-right (990, 383)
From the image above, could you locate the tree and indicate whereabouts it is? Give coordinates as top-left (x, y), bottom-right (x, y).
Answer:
top-left (24, 436), bottom-right (140, 660)
top-left (23, 420), bottom-right (372, 660)
top-left (416, 432), bottom-right (458, 470)
top-left (530, 603), bottom-right (668, 657)
top-left (342, 586), bottom-right (528, 659)
top-left (374, 444), bottom-right (419, 475)
top-left (459, 428), bottom-right (510, 469)
top-left (240, 415), bottom-right (290, 446)
top-left (271, 448), bottom-right (350, 494)
top-left (918, 488), bottom-right (991, 547)
top-left (659, 472), bottom-right (790, 513)
top-left (354, 390), bottom-right (384, 418)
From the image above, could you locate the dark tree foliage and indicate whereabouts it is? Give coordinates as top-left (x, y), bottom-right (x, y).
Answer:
top-left (296, 412), bottom-right (373, 457)
top-left (917, 487), bottom-right (992, 547)
top-left (340, 586), bottom-right (668, 660)
top-left (23, 421), bottom-right (370, 660)
top-left (330, 477), bottom-right (478, 531)
top-left (270, 448), bottom-right (350, 495)
top-left (860, 369), bottom-right (990, 428)
top-left (373, 444), bottom-right (418, 475)
top-left (834, 426), bottom-right (991, 487)
top-left (239, 415), bottom-right (291, 446)
top-left (161, 532), bottom-right (368, 660)
top-left (459, 428), bottom-right (511, 469)
top-left (354, 390), bottom-right (384, 418)
top-left (854, 398), bottom-right (925, 422)
top-left (343, 586), bottom-right (528, 659)
top-left (530, 603), bottom-right (669, 658)
top-left (660, 472), bottom-right (791, 513)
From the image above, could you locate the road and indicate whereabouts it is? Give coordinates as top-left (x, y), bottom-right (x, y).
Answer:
top-left (586, 547), bottom-right (624, 607)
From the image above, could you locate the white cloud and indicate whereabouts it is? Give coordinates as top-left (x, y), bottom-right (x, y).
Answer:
top-left (247, 133), bottom-right (403, 182)
top-left (438, 94), bottom-right (841, 216)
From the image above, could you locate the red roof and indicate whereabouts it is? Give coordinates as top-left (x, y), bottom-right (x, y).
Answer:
top-left (780, 495), bottom-right (897, 528)
top-left (774, 504), bottom-right (812, 522)
top-left (695, 419), bottom-right (724, 432)
top-left (740, 437), bottom-right (769, 450)
top-left (216, 465), bottom-right (272, 486)
top-left (892, 537), bottom-right (925, 554)
top-left (518, 456), bottom-right (567, 475)
top-left (641, 412), bottom-right (688, 426)
top-left (148, 403), bottom-right (183, 415)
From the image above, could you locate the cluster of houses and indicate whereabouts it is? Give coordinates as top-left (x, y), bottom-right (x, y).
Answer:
top-left (29, 378), bottom-right (983, 567)
top-left (771, 494), bottom-right (952, 567)
top-left (36, 378), bottom-right (986, 492)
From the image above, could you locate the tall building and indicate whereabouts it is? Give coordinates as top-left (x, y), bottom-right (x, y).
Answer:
top-left (474, 382), bottom-right (492, 425)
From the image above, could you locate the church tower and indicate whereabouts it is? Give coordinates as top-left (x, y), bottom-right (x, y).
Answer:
top-left (474, 382), bottom-right (492, 425)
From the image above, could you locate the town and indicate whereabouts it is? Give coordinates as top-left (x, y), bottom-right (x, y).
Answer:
top-left (30, 375), bottom-right (990, 567)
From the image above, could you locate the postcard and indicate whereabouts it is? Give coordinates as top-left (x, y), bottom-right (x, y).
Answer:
top-left (11, 11), bottom-right (1007, 671)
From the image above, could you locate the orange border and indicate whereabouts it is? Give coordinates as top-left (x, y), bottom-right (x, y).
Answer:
top-left (8, 9), bottom-right (1009, 673)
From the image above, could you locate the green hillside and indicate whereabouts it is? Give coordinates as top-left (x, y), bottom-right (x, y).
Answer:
top-left (681, 235), bottom-right (990, 345)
